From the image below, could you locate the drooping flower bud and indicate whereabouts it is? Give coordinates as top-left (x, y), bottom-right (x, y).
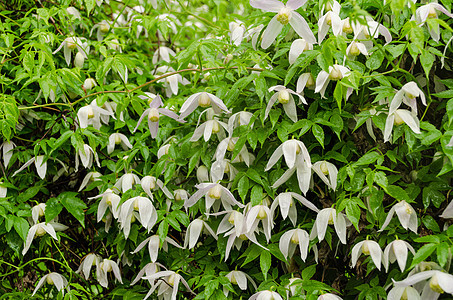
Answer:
top-left (329, 65), bottom-right (343, 81)
top-left (208, 184), bottom-right (222, 199)
top-left (74, 52), bottom-right (85, 68)
top-left (277, 90), bottom-right (290, 104)
top-left (198, 92), bottom-right (211, 107)
top-left (148, 108), bottom-right (160, 122)
top-left (83, 78), bottom-right (97, 90)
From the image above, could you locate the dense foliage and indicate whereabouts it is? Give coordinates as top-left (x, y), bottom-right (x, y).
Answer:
top-left (1, 0), bottom-right (453, 299)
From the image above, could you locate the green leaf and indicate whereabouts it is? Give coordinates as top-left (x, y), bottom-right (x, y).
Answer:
top-left (157, 220), bottom-right (169, 245)
top-left (312, 124), bottom-right (324, 148)
top-left (13, 216), bottom-right (29, 241)
top-left (437, 242), bottom-right (450, 267)
top-left (410, 243), bottom-right (437, 268)
top-left (17, 186), bottom-right (41, 203)
top-left (346, 200), bottom-right (361, 231)
top-left (250, 185), bottom-right (263, 206)
top-left (260, 251), bottom-right (271, 280)
top-left (422, 215), bottom-right (440, 233)
top-left (58, 192), bottom-right (87, 228)
top-left (241, 244), bottom-right (262, 266)
top-left (420, 50), bottom-right (434, 77)
top-left (374, 171), bottom-right (388, 188)
top-left (289, 119), bottom-right (312, 136)
top-left (302, 265), bottom-right (316, 280)
top-left (246, 169), bottom-right (264, 185)
top-left (85, 0), bottom-right (95, 14)
top-left (355, 151), bottom-right (381, 166)
top-left (166, 215), bottom-right (181, 231)
top-left (423, 186), bottom-right (445, 209)
top-left (50, 131), bottom-right (73, 155)
top-left (366, 50), bottom-right (384, 70)
top-left (237, 175), bottom-right (249, 201)
top-left (385, 185), bottom-right (410, 202)
top-left (45, 197), bottom-right (63, 223)
top-left (433, 90), bottom-right (453, 99)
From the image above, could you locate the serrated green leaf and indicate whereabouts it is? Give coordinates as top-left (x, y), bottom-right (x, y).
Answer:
top-left (58, 192), bottom-right (87, 228)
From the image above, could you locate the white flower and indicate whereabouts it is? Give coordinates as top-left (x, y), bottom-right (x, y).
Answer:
top-left (270, 192), bottom-right (319, 226)
top-left (131, 262), bottom-right (163, 286)
top-left (383, 109), bottom-right (421, 143)
top-left (440, 200), bottom-right (453, 218)
top-left (179, 92), bottom-right (231, 120)
top-left (185, 183), bottom-right (245, 212)
top-left (90, 20), bottom-right (112, 41)
top-left (23, 222), bottom-right (68, 255)
top-left (289, 38), bottom-right (314, 64)
top-left (83, 78), bottom-right (97, 91)
top-left (266, 139), bottom-right (311, 170)
top-left (97, 259), bottom-right (123, 288)
top-left (77, 102), bottom-right (114, 130)
top-left (225, 270), bottom-right (257, 295)
top-left (154, 66), bottom-right (190, 98)
top-left (152, 46), bottom-right (176, 64)
top-left (279, 228), bottom-right (310, 261)
top-left (74, 51), bottom-right (85, 68)
top-left (317, 0), bottom-right (342, 43)
top-left (184, 218), bottom-right (218, 249)
top-left (76, 253), bottom-right (102, 280)
top-left (296, 72), bottom-right (315, 94)
top-left (0, 141), bottom-right (15, 168)
top-left (346, 41), bottom-right (368, 58)
top-left (13, 155), bottom-right (47, 179)
top-left (245, 24), bottom-right (265, 50)
top-left (140, 175), bottom-right (173, 200)
top-left (131, 235), bottom-right (183, 262)
top-left (351, 240), bottom-right (383, 270)
top-left (52, 36), bottom-right (89, 66)
top-left (211, 159), bottom-right (238, 184)
top-left (245, 204), bottom-right (273, 242)
top-left (91, 188), bottom-right (121, 221)
top-left (31, 203), bottom-right (47, 224)
top-left (215, 210), bottom-right (245, 237)
top-left (310, 207), bottom-right (347, 244)
top-left (142, 271), bottom-right (193, 300)
top-left (119, 196), bottom-right (158, 238)
top-left (32, 272), bottom-right (69, 296)
top-left (383, 240), bottom-right (415, 272)
top-left (133, 95), bottom-right (183, 138)
top-left (107, 133), bottom-right (133, 154)
top-left (379, 200), bottom-right (418, 233)
top-left (393, 270), bottom-right (453, 299)
top-left (75, 144), bottom-right (100, 172)
top-left (415, 3), bottom-right (453, 42)
top-left (190, 119), bottom-right (228, 142)
top-left (66, 7), bottom-right (81, 19)
top-left (265, 85), bottom-right (306, 122)
top-left (114, 173), bottom-right (140, 193)
top-left (387, 286), bottom-right (420, 300)
top-left (229, 20), bottom-right (246, 46)
top-left (315, 64), bottom-right (350, 99)
top-left (228, 111), bottom-right (254, 133)
top-left (215, 137), bottom-right (252, 167)
top-left (351, 16), bottom-right (392, 50)
top-left (250, 0), bottom-right (316, 49)
top-left (390, 82), bottom-right (426, 115)
top-left (78, 171), bottom-right (102, 192)
top-left (318, 294), bottom-right (343, 300)
top-left (197, 165), bottom-right (210, 183)
top-left (312, 161), bottom-right (338, 190)
top-left (249, 290), bottom-right (283, 300)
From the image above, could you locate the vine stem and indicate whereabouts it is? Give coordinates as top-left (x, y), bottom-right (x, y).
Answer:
top-left (19, 66), bottom-right (264, 111)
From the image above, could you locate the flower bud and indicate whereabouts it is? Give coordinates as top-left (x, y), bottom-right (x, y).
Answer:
top-left (211, 120), bottom-right (220, 133)
top-left (320, 161), bottom-right (329, 175)
top-left (83, 78), bottom-right (97, 91)
top-left (74, 52), bottom-right (85, 68)
top-left (428, 6), bottom-right (437, 19)
top-left (100, 22), bottom-right (110, 34)
top-left (277, 90), bottom-right (290, 104)
top-left (35, 225), bottom-right (47, 237)
top-left (198, 92), bottom-right (211, 107)
top-left (46, 275), bottom-right (54, 285)
top-left (257, 206), bottom-right (267, 219)
top-left (67, 39), bottom-right (77, 50)
top-left (197, 166), bottom-right (209, 182)
top-left (348, 42), bottom-right (360, 56)
top-left (148, 108), bottom-right (160, 122)
top-left (342, 19), bottom-right (353, 34)
top-left (329, 66), bottom-right (343, 81)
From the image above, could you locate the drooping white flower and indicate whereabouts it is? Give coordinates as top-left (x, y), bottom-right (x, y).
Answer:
top-left (133, 94), bottom-right (183, 138)
top-left (23, 222), bottom-right (68, 255)
top-left (119, 196), bottom-right (158, 238)
top-left (107, 133), bottom-right (133, 154)
top-left (346, 41), bottom-right (368, 58)
top-left (265, 85), bottom-right (306, 122)
top-left (310, 207), bottom-right (347, 244)
top-left (245, 24), bottom-right (265, 50)
top-left (270, 192), bottom-right (319, 226)
top-left (142, 271), bottom-right (194, 300)
top-left (184, 219), bottom-right (218, 249)
top-left (390, 82), bottom-right (426, 115)
top-left (78, 171), bottom-right (102, 192)
top-left (214, 210), bottom-right (245, 237)
top-left (97, 259), bottom-right (123, 288)
top-left (185, 183), bottom-right (245, 212)
top-left (379, 200), bottom-right (418, 233)
top-left (13, 155), bottom-right (47, 179)
top-left (250, 0), bottom-right (316, 49)
top-left (393, 270), bottom-right (453, 299)
top-left (152, 46), bottom-right (176, 64)
top-left (114, 173), bottom-right (140, 193)
top-left (131, 235), bottom-right (183, 262)
top-left (415, 3), bottom-right (453, 42)
top-left (215, 137), bottom-right (252, 167)
top-left (229, 20), bottom-right (246, 46)
top-left (266, 139), bottom-right (311, 170)
top-left (383, 240), bottom-right (416, 272)
top-left (0, 141), bottom-right (15, 168)
top-left (387, 286), bottom-right (420, 300)
top-left (245, 204), bottom-right (274, 242)
top-left (31, 203), bottom-right (47, 224)
top-left (317, 0), bottom-right (342, 43)
top-left (383, 109), bottom-right (421, 143)
top-left (90, 20), bottom-right (112, 41)
top-left (140, 175), bottom-right (173, 200)
top-left (52, 36), bottom-right (89, 66)
top-left (224, 270), bottom-right (257, 296)
top-left (318, 294), bottom-right (343, 300)
top-left (312, 161), bottom-right (338, 190)
top-left (190, 119), bottom-right (228, 142)
top-left (91, 188), bottom-right (122, 221)
top-left (289, 38), bottom-right (314, 64)
top-left (351, 240), bottom-right (383, 270)
top-left (179, 92), bottom-right (231, 120)
top-left (76, 253), bottom-right (102, 280)
top-left (296, 72), bottom-right (315, 94)
top-left (32, 272), bottom-right (69, 296)
top-left (279, 228), bottom-right (310, 261)
top-left (131, 262), bottom-right (164, 286)
top-left (154, 66), bottom-right (190, 98)
top-left (249, 290), bottom-right (284, 300)
top-left (228, 111), bottom-right (254, 133)
top-left (351, 16), bottom-right (392, 50)
top-left (440, 200), bottom-right (453, 218)
top-left (77, 102), bottom-right (114, 130)
top-left (315, 64), bottom-right (351, 99)
top-left (75, 144), bottom-right (100, 172)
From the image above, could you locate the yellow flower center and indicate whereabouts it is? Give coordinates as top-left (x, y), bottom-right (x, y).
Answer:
top-left (393, 111), bottom-right (405, 126)
top-left (87, 106), bottom-right (95, 119)
top-left (175, 191), bottom-right (182, 201)
top-left (326, 13), bottom-right (332, 26)
top-left (277, 8), bottom-right (292, 25)
top-left (349, 42), bottom-right (360, 56)
top-left (230, 273), bottom-right (237, 284)
top-left (100, 23), bottom-right (110, 33)
top-left (227, 139), bottom-right (236, 151)
top-left (429, 275), bottom-right (444, 294)
top-left (343, 19), bottom-right (353, 34)
top-left (37, 206), bottom-right (45, 217)
top-left (133, 198), bottom-right (140, 211)
top-left (320, 161), bottom-right (329, 175)
top-left (114, 134), bottom-right (122, 145)
top-left (428, 6), bottom-right (437, 19)
top-left (168, 274), bottom-right (175, 286)
top-left (257, 207), bottom-right (267, 220)
top-left (239, 234), bottom-right (248, 240)
top-left (228, 213), bottom-right (235, 224)
top-left (290, 231), bottom-right (299, 244)
top-left (46, 275), bottom-right (54, 285)
top-left (401, 289), bottom-right (408, 300)
top-left (67, 40), bottom-right (77, 49)
top-left (329, 66), bottom-right (343, 81)
top-left (306, 74), bottom-right (315, 87)
top-left (198, 92), bottom-right (211, 107)
top-left (106, 194), bottom-right (113, 206)
top-left (362, 242), bottom-right (370, 255)
top-left (277, 90), bottom-right (290, 104)
top-left (148, 108), bottom-right (160, 122)
top-left (328, 212), bottom-right (334, 225)
top-left (35, 225), bottom-right (47, 237)
top-left (211, 120), bottom-right (220, 133)
top-left (224, 162), bottom-right (230, 173)
top-left (208, 184), bottom-right (222, 199)
top-left (405, 202), bottom-right (413, 215)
